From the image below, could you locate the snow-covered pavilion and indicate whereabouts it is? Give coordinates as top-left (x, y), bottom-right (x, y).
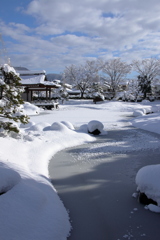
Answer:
top-left (15, 67), bottom-right (60, 102)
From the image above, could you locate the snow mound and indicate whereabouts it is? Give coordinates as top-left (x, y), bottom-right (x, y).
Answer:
top-left (132, 109), bottom-right (145, 116)
top-left (136, 164), bottom-right (160, 206)
top-left (132, 106), bottom-right (160, 117)
top-left (145, 204), bottom-right (160, 213)
top-left (78, 124), bottom-right (88, 133)
top-left (0, 164), bottom-right (21, 194)
top-left (151, 106), bottom-right (160, 113)
top-left (28, 122), bottom-right (50, 131)
top-left (20, 121), bottom-right (35, 129)
top-left (61, 121), bottom-right (75, 130)
top-left (88, 120), bottom-right (104, 134)
top-left (50, 122), bottom-right (69, 131)
top-left (142, 100), bottom-right (150, 104)
top-left (23, 102), bottom-right (42, 115)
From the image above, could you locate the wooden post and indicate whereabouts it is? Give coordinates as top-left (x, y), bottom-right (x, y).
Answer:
top-left (46, 88), bottom-right (48, 100)
top-left (49, 88), bottom-right (51, 100)
top-left (26, 87), bottom-right (29, 102)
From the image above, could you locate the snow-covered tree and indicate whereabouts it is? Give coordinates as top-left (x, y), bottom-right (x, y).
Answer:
top-left (0, 64), bottom-right (29, 134)
top-left (101, 58), bottom-right (132, 98)
top-left (91, 82), bottom-right (103, 94)
top-left (58, 82), bottom-right (72, 103)
top-left (63, 60), bottom-right (101, 98)
top-left (127, 78), bottom-right (140, 101)
top-left (132, 58), bottom-right (160, 98)
top-left (50, 79), bottom-right (72, 103)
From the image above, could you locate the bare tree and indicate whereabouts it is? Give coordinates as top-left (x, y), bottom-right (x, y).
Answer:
top-left (63, 60), bottom-right (101, 98)
top-left (132, 58), bottom-right (160, 81)
top-left (101, 58), bottom-right (132, 97)
top-left (62, 64), bottom-right (84, 98)
top-left (62, 64), bottom-right (77, 84)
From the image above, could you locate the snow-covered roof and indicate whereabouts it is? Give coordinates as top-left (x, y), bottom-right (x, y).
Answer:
top-left (21, 75), bottom-right (46, 85)
top-left (44, 81), bottom-right (61, 87)
top-left (67, 89), bottom-right (80, 95)
top-left (63, 83), bottom-right (72, 89)
top-left (52, 79), bottom-right (61, 84)
top-left (21, 75), bottom-right (61, 87)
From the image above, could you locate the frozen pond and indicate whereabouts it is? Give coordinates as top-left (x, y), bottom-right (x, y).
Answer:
top-left (49, 127), bottom-right (160, 240)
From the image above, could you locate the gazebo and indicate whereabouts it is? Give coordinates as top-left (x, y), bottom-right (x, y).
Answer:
top-left (16, 67), bottom-right (61, 109)
top-left (21, 75), bottom-right (60, 102)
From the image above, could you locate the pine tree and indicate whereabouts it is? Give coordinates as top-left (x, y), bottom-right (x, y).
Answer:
top-left (137, 75), bottom-right (152, 99)
top-left (0, 64), bottom-right (29, 134)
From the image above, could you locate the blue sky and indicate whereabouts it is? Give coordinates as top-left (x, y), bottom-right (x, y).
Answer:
top-left (0, 0), bottom-right (160, 73)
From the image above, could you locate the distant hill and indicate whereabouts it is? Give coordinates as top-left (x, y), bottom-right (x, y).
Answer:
top-left (46, 73), bottom-right (62, 81)
top-left (14, 67), bottom-right (29, 71)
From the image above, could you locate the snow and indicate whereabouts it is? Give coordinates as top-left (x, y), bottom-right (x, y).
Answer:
top-left (20, 102), bottom-right (43, 115)
top-left (0, 120), bottom-right (95, 239)
top-left (131, 112), bottom-right (160, 134)
top-left (20, 75), bottom-right (61, 87)
top-left (145, 204), bottom-right (160, 213)
top-left (61, 121), bottom-right (75, 130)
top-left (1, 99), bottom-right (160, 239)
top-left (20, 74), bottom-right (46, 84)
top-left (3, 64), bottom-right (18, 75)
top-left (136, 164), bottom-right (160, 206)
top-left (87, 120), bottom-right (104, 133)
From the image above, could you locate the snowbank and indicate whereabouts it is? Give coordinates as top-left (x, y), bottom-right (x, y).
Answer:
top-left (130, 101), bottom-right (160, 134)
top-left (0, 113), bottom-right (95, 239)
top-left (131, 113), bottom-right (160, 134)
top-left (20, 102), bottom-right (43, 115)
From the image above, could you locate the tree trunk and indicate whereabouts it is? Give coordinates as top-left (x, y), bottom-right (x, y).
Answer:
top-left (80, 91), bottom-right (84, 99)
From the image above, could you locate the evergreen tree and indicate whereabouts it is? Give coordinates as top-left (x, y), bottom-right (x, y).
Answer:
top-left (137, 75), bottom-right (152, 99)
top-left (0, 64), bottom-right (29, 134)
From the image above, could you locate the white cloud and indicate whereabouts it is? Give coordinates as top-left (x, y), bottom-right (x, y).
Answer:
top-left (1, 0), bottom-right (160, 73)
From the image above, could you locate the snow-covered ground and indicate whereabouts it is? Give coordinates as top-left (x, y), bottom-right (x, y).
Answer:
top-left (0, 99), bottom-right (160, 240)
